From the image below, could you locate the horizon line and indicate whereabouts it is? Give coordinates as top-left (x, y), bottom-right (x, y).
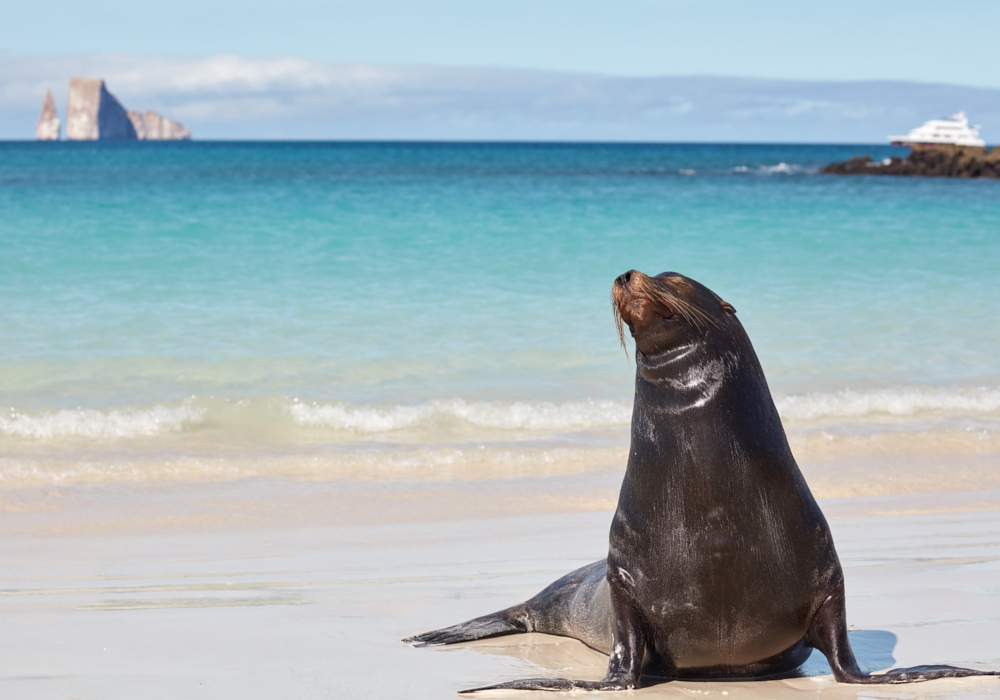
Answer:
top-left (0, 138), bottom-right (939, 146)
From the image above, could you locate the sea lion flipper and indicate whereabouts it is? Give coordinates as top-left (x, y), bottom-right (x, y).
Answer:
top-left (458, 580), bottom-right (647, 693)
top-left (808, 581), bottom-right (999, 683)
top-left (403, 606), bottom-right (530, 646)
top-left (806, 582), bottom-right (869, 682)
top-left (458, 677), bottom-right (634, 694)
top-left (871, 666), bottom-right (1000, 682)
top-left (405, 559), bottom-right (612, 649)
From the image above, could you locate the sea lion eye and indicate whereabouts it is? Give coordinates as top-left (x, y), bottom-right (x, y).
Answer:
top-left (720, 301), bottom-right (736, 314)
top-left (654, 302), bottom-right (675, 320)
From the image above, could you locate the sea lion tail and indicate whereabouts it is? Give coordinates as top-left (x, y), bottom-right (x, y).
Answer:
top-left (403, 604), bottom-right (532, 647)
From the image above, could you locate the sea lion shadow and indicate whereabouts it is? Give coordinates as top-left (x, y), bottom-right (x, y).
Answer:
top-left (797, 630), bottom-right (898, 678)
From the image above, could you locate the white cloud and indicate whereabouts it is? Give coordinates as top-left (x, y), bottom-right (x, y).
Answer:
top-left (2, 54), bottom-right (999, 141)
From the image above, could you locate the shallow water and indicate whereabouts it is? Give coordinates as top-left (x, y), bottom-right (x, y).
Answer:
top-left (1, 141), bottom-right (999, 486)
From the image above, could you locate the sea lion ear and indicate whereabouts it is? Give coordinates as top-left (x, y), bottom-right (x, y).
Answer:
top-left (720, 300), bottom-right (736, 314)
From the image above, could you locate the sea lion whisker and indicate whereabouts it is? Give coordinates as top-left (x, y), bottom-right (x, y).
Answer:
top-left (611, 290), bottom-right (630, 359)
top-left (647, 286), bottom-right (718, 331)
top-left (678, 299), bottom-right (719, 330)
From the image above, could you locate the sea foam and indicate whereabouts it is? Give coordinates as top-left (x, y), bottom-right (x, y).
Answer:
top-left (0, 404), bottom-right (205, 439)
top-left (775, 386), bottom-right (1000, 422)
top-left (731, 162), bottom-right (816, 175)
top-left (290, 387), bottom-right (1000, 435)
top-left (289, 398), bottom-right (632, 433)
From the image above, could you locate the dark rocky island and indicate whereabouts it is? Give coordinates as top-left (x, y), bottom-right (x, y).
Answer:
top-left (824, 144), bottom-right (1000, 179)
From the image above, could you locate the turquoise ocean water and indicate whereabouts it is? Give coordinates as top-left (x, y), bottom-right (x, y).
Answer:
top-left (1, 142), bottom-right (998, 484)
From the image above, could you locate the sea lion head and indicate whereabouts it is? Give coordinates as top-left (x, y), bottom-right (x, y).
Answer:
top-left (612, 270), bottom-right (738, 361)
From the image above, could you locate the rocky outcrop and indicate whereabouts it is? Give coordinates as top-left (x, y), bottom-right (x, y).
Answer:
top-left (127, 110), bottom-right (191, 140)
top-left (35, 89), bottom-right (60, 140)
top-left (65, 78), bottom-right (137, 140)
top-left (48, 78), bottom-right (191, 141)
top-left (823, 144), bottom-right (1000, 179)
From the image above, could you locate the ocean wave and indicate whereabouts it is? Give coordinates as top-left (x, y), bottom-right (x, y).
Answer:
top-left (0, 404), bottom-right (205, 439)
top-left (775, 386), bottom-right (1000, 422)
top-left (291, 388), bottom-right (1000, 434)
top-left (761, 162), bottom-right (797, 174)
top-left (759, 162), bottom-right (816, 175)
top-left (0, 444), bottom-right (630, 487)
top-left (731, 163), bottom-right (815, 175)
top-left (289, 398), bottom-right (632, 433)
top-left (4, 386), bottom-right (1000, 442)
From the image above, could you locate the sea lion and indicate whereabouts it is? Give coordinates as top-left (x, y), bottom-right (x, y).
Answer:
top-left (405, 270), bottom-right (997, 692)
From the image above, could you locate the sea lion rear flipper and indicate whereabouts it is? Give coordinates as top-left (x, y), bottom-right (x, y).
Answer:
top-left (459, 581), bottom-right (647, 693)
top-left (404, 605), bottom-right (531, 646)
top-left (808, 581), bottom-right (998, 684)
top-left (406, 559), bottom-right (611, 649)
top-left (458, 678), bottom-right (633, 694)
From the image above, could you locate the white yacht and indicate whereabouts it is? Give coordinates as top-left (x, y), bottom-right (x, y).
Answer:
top-left (889, 112), bottom-right (985, 147)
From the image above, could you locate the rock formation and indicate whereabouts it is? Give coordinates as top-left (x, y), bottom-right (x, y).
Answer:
top-left (35, 89), bottom-right (61, 140)
top-left (52, 78), bottom-right (192, 141)
top-left (65, 78), bottom-right (137, 140)
top-left (823, 144), bottom-right (1000, 179)
top-left (127, 110), bottom-right (191, 140)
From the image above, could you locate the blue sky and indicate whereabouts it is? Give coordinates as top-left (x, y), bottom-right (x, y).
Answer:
top-left (4, 0), bottom-right (1000, 140)
top-left (5, 0), bottom-right (1000, 87)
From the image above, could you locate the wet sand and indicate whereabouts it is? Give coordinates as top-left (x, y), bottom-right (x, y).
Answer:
top-left (1, 474), bottom-right (999, 699)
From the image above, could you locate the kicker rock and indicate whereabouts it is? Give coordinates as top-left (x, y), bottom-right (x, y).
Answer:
top-left (127, 110), bottom-right (192, 140)
top-left (65, 78), bottom-right (137, 141)
top-left (35, 89), bottom-right (61, 140)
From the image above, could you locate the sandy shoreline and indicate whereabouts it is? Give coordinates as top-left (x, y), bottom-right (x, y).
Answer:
top-left (4, 449), bottom-right (1000, 536)
top-left (1, 471), bottom-right (998, 699)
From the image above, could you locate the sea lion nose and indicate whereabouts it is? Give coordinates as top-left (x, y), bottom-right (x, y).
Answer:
top-left (615, 270), bottom-right (634, 288)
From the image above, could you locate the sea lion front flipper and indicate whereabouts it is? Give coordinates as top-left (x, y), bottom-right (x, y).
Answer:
top-left (808, 580), bottom-right (999, 684)
top-left (459, 582), bottom-right (647, 693)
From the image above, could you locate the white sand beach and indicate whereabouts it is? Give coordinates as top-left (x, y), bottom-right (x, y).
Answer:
top-left (1, 456), bottom-right (998, 700)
